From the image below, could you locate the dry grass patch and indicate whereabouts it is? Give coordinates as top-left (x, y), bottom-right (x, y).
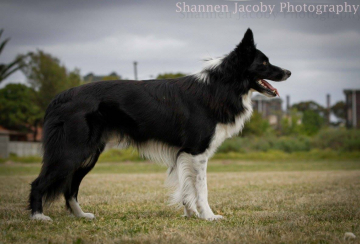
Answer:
top-left (0, 170), bottom-right (359, 243)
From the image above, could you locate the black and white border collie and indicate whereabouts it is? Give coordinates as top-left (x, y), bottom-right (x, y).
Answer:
top-left (29, 29), bottom-right (291, 221)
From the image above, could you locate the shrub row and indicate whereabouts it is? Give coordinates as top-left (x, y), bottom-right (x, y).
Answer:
top-left (3, 129), bottom-right (359, 163)
top-left (218, 128), bottom-right (360, 153)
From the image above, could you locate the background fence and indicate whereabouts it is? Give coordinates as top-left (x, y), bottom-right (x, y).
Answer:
top-left (0, 134), bottom-right (123, 158)
top-left (8, 141), bottom-right (42, 157)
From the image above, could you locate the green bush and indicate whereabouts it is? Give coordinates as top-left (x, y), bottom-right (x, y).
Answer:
top-left (2, 129), bottom-right (359, 163)
top-left (242, 111), bottom-right (271, 136)
top-left (218, 135), bottom-right (311, 153)
top-left (218, 128), bottom-right (359, 154)
top-left (213, 149), bottom-right (360, 161)
top-left (98, 148), bottom-right (143, 163)
top-left (217, 137), bottom-right (246, 153)
top-left (271, 136), bottom-right (311, 153)
top-left (5, 154), bottom-right (42, 163)
top-left (312, 128), bottom-right (360, 151)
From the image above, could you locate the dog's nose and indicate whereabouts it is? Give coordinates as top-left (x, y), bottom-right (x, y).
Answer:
top-left (286, 70), bottom-right (291, 77)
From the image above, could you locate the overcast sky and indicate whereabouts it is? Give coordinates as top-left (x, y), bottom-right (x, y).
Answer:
top-left (1, 0), bottom-right (360, 109)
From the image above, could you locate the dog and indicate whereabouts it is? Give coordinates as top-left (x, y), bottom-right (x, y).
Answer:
top-left (29, 28), bottom-right (291, 221)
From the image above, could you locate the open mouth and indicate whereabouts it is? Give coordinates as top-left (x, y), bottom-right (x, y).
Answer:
top-left (257, 79), bottom-right (279, 97)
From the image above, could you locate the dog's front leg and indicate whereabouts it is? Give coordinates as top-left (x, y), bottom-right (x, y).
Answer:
top-left (194, 157), bottom-right (223, 221)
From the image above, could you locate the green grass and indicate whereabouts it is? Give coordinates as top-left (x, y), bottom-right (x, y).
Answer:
top-left (1, 160), bottom-right (360, 176)
top-left (213, 149), bottom-right (360, 161)
top-left (0, 163), bottom-right (359, 243)
top-left (99, 148), bottom-right (144, 162)
top-left (2, 148), bottom-right (360, 164)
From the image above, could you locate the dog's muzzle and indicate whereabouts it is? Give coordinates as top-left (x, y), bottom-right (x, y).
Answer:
top-left (281, 69), bottom-right (292, 81)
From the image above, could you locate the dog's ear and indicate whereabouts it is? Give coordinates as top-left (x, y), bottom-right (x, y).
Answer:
top-left (240, 28), bottom-right (255, 50)
top-left (235, 28), bottom-right (256, 65)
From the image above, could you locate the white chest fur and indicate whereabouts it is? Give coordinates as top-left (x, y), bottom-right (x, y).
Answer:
top-left (203, 91), bottom-right (253, 158)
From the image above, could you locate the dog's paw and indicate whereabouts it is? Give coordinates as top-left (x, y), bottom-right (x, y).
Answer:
top-left (203, 214), bottom-right (223, 221)
top-left (30, 213), bottom-right (52, 221)
top-left (81, 213), bottom-right (95, 219)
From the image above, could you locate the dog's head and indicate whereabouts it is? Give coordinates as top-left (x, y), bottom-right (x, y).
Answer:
top-left (235, 28), bottom-right (291, 97)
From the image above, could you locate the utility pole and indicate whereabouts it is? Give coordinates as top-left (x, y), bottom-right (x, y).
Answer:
top-left (133, 61), bottom-right (138, 80)
top-left (353, 91), bottom-right (357, 128)
top-left (326, 94), bottom-right (331, 125)
top-left (286, 95), bottom-right (290, 115)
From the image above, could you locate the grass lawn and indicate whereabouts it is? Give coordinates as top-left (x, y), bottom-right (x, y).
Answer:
top-left (0, 160), bottom-right (359, 243)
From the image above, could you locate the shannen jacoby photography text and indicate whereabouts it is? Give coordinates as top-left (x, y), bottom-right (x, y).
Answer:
top-left (175, 1), bottom-right (360, 15)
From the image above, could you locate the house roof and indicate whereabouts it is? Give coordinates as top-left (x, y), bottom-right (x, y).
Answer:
top-left (0, 126), bottom-right (26, 136)
top-left (0, 125), bottom-right (42, 141)
top-left (344, 89), bottom-right (360, 94)
top-left (0, 126), bottom-right (10, 135)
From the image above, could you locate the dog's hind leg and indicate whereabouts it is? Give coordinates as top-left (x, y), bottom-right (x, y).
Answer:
top-left (29, 160), bottom-right (77, 221)
top-left (29, 113), bottom-right (99, 221)
top-left (65, 144), bottom-right (105, 219)
top-left (193, 156), bottom-right (223, 221)
top-left (29, 176), bottom-right (53, 221)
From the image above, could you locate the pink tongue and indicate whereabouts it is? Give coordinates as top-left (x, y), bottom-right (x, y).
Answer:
top-left (261, 79), bottom-right (280, 97)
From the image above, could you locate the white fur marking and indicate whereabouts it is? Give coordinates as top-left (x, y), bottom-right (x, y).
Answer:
top-left (30, 212), bottom-right (52, 221)
top-left (170, 153), bottom-right (198, 213)
top-left (203, 57), bottom-right (224, 70)
top-left (135, 91), bottom-right (253, 221)
top-left (68, 198), bottom-right (95, 219)
top-left (166, 91), bottom-right (253, 220)
top-left (194, 57), bottom-right (224, 83)
top-left (137, 140), bottom-right (179, 168)
top-left (174, 91), bottom-right (253, 220)
top-left (193, 157), bottom-right (219, 220)
top-left (183, 205), bottom-right (196, 218)
top-left (202, 91), bottom-right (253, 159)
top-left (139, 141), bottom-right (199, 214)
top-left (344, 232), bottom-right (356, 240)
top-left (194, 71), bottom-right (210, 83)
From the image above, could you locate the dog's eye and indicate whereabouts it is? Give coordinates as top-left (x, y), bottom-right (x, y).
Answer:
top-left (263, 61), bottom-right (267, 65)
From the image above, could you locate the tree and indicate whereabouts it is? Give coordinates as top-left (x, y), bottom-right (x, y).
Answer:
top-left (83, 72), bottom-right (122, 82)
top-left (301, 110), bottom-right (324, 135)
top-left (291, 101), bottom-right (327, 119)
top-left (102, 72), bottom-right (122, 81)
top-left (0, 29), bottom-right (23, 83)
top-left (19, 50), bottom-right (82, 112)
top-left (331, 101), bottom-right (346, 121)
top-left (280, 109), bottom-right (302, 136)
top-left (242, 111), bottom-right (271, 136)
top-left (0, 84), bottom-right (41, 135)
top-left (156, 72), bottom-right (187, 79)
top-left (67, 68), bottom-right (83, 87)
